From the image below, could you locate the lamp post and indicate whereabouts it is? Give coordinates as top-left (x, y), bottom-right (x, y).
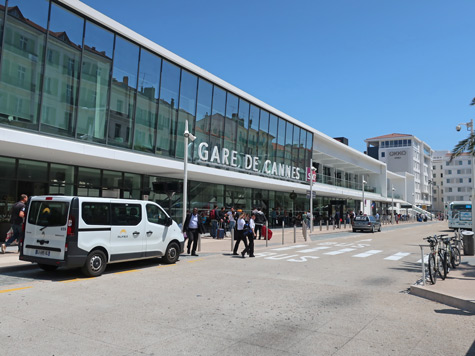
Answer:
top-left (391, 185), bottom-right (395, 223)
top-left (455, 119), bottom-right (475, 231)
top-left (362, 175), bottom-right (367, 215)
top-left (182, 120), bottom-right (196, 230)
top-left (309, 161), bottom-right (316, 232)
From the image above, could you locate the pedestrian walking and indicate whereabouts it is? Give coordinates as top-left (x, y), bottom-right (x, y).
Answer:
top-left (2, 194), bottom-right (28, 254)
top-left (183, 207), bottom-right (205, 256)
top-left (242, 213), bottom-right (256, 257)
top-left (233, 212), bottom-right (248, 257)
top-left (254, 207), bottom-right (265, 239)
top-left (209, 205), bottom-right (218, 238)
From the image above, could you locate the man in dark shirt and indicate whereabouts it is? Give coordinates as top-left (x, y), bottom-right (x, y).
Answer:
top-left (2, 194), bottom-right (28, 253)
top-left (183, 208), bottom-right (205, 256)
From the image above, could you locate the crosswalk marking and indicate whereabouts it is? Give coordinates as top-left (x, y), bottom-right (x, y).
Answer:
top-left (352, 250), bottom-right (382, 258)
top-left (272, 245), bottom-right (308, 251)
top-left (265, 254), bottom-right (299, 260)
top-left (297, 246), bottom-right (331, 253)
top-left (417, 255), bottom-right (429, 264)
top-left (385, 252), bottom-right (411, 261)
top-left (324, 248), bottom-right (356, 255)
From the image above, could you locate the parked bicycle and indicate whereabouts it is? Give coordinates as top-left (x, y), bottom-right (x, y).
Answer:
top-left (440, 236), bottom-right (461, 275)
top-left (423, 234), bottom-right (447, 284)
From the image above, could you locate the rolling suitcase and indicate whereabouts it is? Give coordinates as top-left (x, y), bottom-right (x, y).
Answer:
top-left (217, 222), bottom-right (225, 239)
top-left (261, 225), bottom-right (273, 240)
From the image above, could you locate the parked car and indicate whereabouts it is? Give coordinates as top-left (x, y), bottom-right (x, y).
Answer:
top-left (352, 215), bottom-right (381, 233)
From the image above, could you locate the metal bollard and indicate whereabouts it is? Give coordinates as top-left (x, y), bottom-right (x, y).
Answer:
top-left (320, 220), bottom-right (322, 231)
top-left (198, 234), bottom-right (201, 252)
top-left (419, 245), bottom-right (426, 286)
top-left (333, 223), bottom-right (335, 230)
top-left (282, 221), bottom-right (285, 245)
top-left (231, 228), bottom-right (234, 251)
top-left (265, 223), bottom-right (269, 247)
top-left (327, 221), bottom-right (329, 230)
top-left (338, 221), bottom-right (341, 229)
top-left (344, 220), bottom-right (346, 229)
top-left (294, 224), bottom-right (296, 243)
top-left (302, 223), bottom-right (307, 242)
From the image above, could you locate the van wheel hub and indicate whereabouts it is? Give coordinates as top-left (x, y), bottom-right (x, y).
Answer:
top-left (91, 255), bottom-right (102, 271)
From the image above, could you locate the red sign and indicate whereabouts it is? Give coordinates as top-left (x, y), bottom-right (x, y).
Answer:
top-left (306, 167), bottom-right (316, 183)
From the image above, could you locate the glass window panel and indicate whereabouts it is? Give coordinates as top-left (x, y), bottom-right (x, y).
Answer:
top-left (102, 170), bottom-right (122, 189)
top-left (236, 99), bottom-right (249, 155)
top-left (41, 3), bottom-right (84, 137)
top-left (18, 159), bottom-right (47, 182)
top-left (0, 2), bottom-right (4, 52)
top-left (292, 125), bottom-right (300, 171)
top-left (108, 36), bottom-right (139, 148)
top-left (123, 172), bottom-right (141, 199)
top-left (210, 86), bottom-right (225, 149)
top-left (284, 121), bottom-right (293, 165)
top-left (300, 129), bottom-right (307, 171)
top-left (77, 167), bottom-right (101, 196)
top-left (77, 21), bottom-right (113, 143)
top-left (0, 156), bottom-right (16, 179)
top-left (134, 48), bottom-right (161, 153)
top-left (0, 0), bottom-right (49, 129)
top-left (276, 118), bottom-right (286, 162)
top-left (259, 110), bottom-right (270, 162)
top-left (247, 104), bottom-right (260, 156)
top-left (193, 78), bottom-right (212, 162)
top-left (156, 60), bottom-right (180, 156)
top-left (268, 114), bottom-right (278, 162)
top-left (223, 92), bottom-right (238, 153)
top-left (176, 69), bottom-right (197, 159)
top-left (305, 131), bottom-right (313, 168)
top-left (49, 163), bottom-right (74, 195)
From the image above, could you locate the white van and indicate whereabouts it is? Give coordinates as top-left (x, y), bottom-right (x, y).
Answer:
top-left (20, 196), bottom-right (184, 277)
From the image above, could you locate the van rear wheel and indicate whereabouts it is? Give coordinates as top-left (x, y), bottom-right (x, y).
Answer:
top-left (163, 242), bottom-right (180, 264)
top-left (81, 249), bottom-right (107, 277)
top-left (38, 264), bottom-right (58, 272)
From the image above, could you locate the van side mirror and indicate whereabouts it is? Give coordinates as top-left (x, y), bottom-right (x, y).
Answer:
top-left (166, 217), bottom-right (173, 227)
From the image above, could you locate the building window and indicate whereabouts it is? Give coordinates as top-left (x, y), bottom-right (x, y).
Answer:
top-left (381, 152), bottom-right (385, 158)
top-left (459, 161), bottom-right (463, 165)
top-left (17, 66), bottom-right (26, 86)
top-left (19, 35), bottom-right (28, 50)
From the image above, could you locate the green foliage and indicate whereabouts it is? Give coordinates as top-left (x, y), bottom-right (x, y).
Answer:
top-left (450, 133), bottom-right (475, 162)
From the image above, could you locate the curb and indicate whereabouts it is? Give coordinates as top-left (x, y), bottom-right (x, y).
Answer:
top-left (410, 284), bottom-right (475, 313)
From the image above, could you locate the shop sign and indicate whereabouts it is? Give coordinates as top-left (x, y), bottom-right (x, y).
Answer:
top-left (197, 142), bottom-right (301, 180)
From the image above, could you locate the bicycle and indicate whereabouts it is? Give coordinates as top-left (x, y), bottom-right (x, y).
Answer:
top-left (441, 236), bottom-right (461, 272)
top-left (423, 235), bottom-right (446, 284)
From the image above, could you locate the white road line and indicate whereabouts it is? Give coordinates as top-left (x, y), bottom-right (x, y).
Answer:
top-left (385, 252), bottom-right (411, 261)
top-left (297, 246), bottom-right (331, 253)
top-left (352, 250), bottom-right (383, 258)
top-left (265, 254), bottom-right (299, 260)
top-left (324, 248), bottom-right (356, 255)
top-left (417, 255), bottom-right (429, 264)
top-left (272, 245), bottom-right (308, 251)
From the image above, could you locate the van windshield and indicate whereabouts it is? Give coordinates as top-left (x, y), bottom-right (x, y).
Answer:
top-left (28, 201), bottom-right (69, 227)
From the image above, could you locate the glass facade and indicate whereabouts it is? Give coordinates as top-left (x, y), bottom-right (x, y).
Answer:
top-left (0, 1), bottom-right (314, 183)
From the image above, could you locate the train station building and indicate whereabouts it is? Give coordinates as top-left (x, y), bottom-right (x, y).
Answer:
top-left (0, 0), bottom-right (418, 224)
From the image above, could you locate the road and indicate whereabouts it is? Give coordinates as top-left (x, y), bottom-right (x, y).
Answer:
top-left (1, 221), bottom-right (474, 355)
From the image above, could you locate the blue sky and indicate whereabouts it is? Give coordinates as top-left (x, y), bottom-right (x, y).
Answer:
top-left (81, 0), bottom-right (475, 153)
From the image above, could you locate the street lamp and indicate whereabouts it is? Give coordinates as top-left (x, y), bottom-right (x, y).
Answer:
top-left (309, 164), bottom-right (317, 232)
top-left (455, 119), bottom-right (475, 231)
top-left (182, 120), bottom-right (196, 230)
top-left (391, 186), bottom-right (395, 223)
top-left (362, 175), bottom-right (367, 215)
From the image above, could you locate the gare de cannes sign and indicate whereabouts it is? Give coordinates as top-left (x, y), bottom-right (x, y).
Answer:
top-left (197, 142), bottom-right (302, 180)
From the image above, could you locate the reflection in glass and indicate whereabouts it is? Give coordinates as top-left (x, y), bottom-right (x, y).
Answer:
top-left (276, 118), bottom-right (286, 163)
top-left (0, 0), bottom-right (49, 129)
top-left (223, 93), bottom-right (238, 153)
top-left (292, 126), bottom-right (301, 176)
top-left (123, 173), bottom-right (141, 199)
top-left (77, 21), bottom-right (113, 142)
top-left (194, 79), bottom-right (212, 162)
top-left (134, 48), bottom-right (161, 153)
top-left (284, 121), bottom-right (293, 166)
top-left (210, 86), bottom-right (225, 150)
top-left (41, 3), bottom-right (84, 137)
top-left (236, 99), bottom-right (249, 155)
top-left (258, 110), bottom-right (270, 162)
top-left (18, 159), bottom-right (47, 182)
top-left (268, 114), bottom-right (278, 162)
top-left (108, 36), bottom-right (139, 148)
top-left (49, 163), bottom-right (74, 195)
top-left (0, 2), bottom-right (4, 52)
top-left (247, 105), bottom-right (260, 156)
top-left (77, 167), bottom-right (100, 197)
top-left (300, 129), bottom-right (307, 172)
top-left (157, 60), bottom-right (180, 156)
top-left (0, 156), bottom-right (16, 179)
top-left (176, 69), bottom-right (197, 159)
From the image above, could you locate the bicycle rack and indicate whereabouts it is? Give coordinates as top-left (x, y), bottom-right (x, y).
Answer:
top-left (419, 244), bottom-right (430, 286)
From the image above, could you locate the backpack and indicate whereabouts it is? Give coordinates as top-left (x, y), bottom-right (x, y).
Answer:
top-left (210, 209), bottom-right (216, 219)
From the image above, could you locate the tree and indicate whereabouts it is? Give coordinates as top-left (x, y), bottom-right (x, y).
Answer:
top-left (450, 99), bottom-right (475, 162)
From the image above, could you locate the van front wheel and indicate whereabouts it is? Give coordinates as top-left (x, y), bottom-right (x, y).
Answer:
top-left (163, 242), bottom-right (180, 264)
top-left (82, 250), bottom-right (107, 277)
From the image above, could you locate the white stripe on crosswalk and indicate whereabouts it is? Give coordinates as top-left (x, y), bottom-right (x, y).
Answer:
top-left (272, 245), bottom-right (308, 251)
top-left (324, 248), bottom-right (356, 255)
top-left (385, 252), bottom-right (411, 261)
top-left (352, 250), bottom-right (382, 258)
top-left (265, 254), bottom-right (299, 260)
top-left (297, 246), bottom-right (331, 253)
top-left (417, 255), bottom-right (429, 264)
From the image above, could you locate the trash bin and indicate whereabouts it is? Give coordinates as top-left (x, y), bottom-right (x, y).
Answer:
top-left (462, 231), bottom-right (475, 256)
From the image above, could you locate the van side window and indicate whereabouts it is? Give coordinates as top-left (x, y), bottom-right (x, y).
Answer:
top-left (111, 203), bottom-right (142, 226)
top-left (146, 204), bottom-right (168, 225)
top-left (82, 203), bottom-right (110, 225)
